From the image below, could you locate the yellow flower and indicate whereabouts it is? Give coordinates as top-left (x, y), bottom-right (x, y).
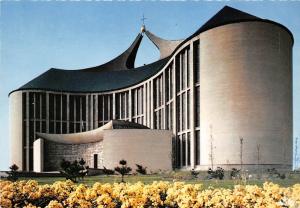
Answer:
top-left (46, 200), bottom-right (64, 208)
top-left (0, 179), bottom-right (299, 208)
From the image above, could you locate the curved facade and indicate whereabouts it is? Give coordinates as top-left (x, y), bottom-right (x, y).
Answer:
top-left (199, 22), bottom-right (293, 170)
top-left (9, 6), bottom-right (293, 171)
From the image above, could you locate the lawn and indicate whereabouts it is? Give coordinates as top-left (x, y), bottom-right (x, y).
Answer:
top-left (18, 173), bottom-right (300, 189)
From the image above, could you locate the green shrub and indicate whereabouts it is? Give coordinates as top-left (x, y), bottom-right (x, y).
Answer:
top-left (7, 164), bottom-right (19, 182)
top-left (60, 158), bottom-right (88, 183)
top-left (114, 160), bottom-right (132, 183)
top-left (207, 167), bottom-right (224, 180)
top-left (103, 166), bottom-right (115, 175)
top-left (230, 168), bottom-right (241, 179)
top-left (267, 168), bottom-right (286, 179)
top-left (136, 164), bottom-right (147, 175)
top-left (190, 169), bottom-right (200, 178)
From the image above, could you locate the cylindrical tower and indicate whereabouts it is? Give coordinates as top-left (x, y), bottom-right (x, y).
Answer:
top-left (9, 91), bottom-right (24, 170)
top-left (199, 21), bottom-right (293, 170)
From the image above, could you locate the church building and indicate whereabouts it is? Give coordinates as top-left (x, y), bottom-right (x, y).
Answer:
top-left (9, 6), bottom-right (293, 172)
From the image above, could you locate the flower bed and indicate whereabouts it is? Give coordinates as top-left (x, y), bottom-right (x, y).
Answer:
top-left (0, 180), bottom-right (299, 208)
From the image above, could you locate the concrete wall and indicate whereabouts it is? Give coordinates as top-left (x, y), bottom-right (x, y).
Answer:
top-left (33, 139), bottom-right (44, 172)
top-left (102, 129), bottom-right (173, 171)
top-left (43, 140), bottom-right (103, 171)
top-left (9, 91), bottom-right (23, 169)
top-left (199, 22), bottom-right (293, 170)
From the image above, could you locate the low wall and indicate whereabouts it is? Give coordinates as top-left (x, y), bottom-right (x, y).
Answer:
top-left (34, 129), bottom-right (173, 172)
top-left (102, 129), bottom-right (173, 171)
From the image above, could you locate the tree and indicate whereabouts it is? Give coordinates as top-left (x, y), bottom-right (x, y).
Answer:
top-left (256, 144), bottom-right (262, 176)
top-left (190, 169), bottom-right (200, 178)
top-left (114, 159), bottom-right (132, 183)
top-left (230, 168), bottom-right (241, 179)
top-left (295, 137), bottom-right (299, 169)
top-left (60, 158), bottom-right (88, 183)
top-left (207, 167), bottom-right (224, 180)
top-left (209, 125), bottom-right (215, 170)
top-left (7, 164), bottom-right (19, 181)
top-left (135, 164), bottom-right (147, 175)
top-left (79, 158), bottom-right (88, 181)
top-left (240, 137), bottom-right (244, 170)
top-left (103, 166), bottom-right (115, 175)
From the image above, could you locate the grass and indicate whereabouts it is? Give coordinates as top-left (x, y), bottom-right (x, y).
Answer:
top-left (17, 173), bottom-right (300, 189)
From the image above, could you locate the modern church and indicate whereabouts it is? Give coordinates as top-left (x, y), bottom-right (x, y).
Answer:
top-left (9, 6), bottom-right (293, 172)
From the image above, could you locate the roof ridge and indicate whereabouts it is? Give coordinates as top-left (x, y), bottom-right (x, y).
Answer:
top-left (197, 5), bottom-right (260, 33)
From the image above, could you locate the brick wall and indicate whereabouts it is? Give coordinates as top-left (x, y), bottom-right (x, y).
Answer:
top-left (44, 140), bottom-right (103, 171)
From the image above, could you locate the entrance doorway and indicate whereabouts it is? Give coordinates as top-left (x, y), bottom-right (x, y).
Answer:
top-left (93, 154), bottom-right (98, 169)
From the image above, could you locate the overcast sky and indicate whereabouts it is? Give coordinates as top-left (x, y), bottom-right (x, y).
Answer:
top-left (0, 1), bottom-right (299, 170)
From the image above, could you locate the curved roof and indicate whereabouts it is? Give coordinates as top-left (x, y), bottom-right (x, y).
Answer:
top-left (144, 30), bottom-right (183, 59)
top-left (10, 6), bottom-right (293, 95)
top-left (81, 33), bottom-right (143, 72)
top-left (36, 120), bottom-right (149, 144)
top-left (15, 57), bottom-right (168, 93)
top-left (169, 6), bottom-right (293, 57)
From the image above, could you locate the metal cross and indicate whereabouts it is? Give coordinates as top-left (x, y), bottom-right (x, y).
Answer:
top-left (141, 14), bottom-right (147, 25)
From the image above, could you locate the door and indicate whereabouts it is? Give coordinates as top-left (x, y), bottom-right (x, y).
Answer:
top-left (93, 154), bottom-right (98, 169)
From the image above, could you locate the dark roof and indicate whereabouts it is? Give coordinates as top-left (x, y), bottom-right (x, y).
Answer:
top-left (82, 33), bottom-right (143, 72)
top-left (194, 6), bottom-right (260, 35)
top-left (10, 6), bottom-right (293, 95)
top-left (176, 6), bottom-right (293, 52)
top-left (112, 120), bottom-right (149, 129)
top-left (15, 57), bottom-right (169, 93)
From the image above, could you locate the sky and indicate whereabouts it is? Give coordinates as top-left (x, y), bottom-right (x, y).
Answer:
top-left (0, 1), bottom-right (299, 170)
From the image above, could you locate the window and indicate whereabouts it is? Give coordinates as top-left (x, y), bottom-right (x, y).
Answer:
top-left (176, 98), bottom-right (180, 132)
top-left (195, 86), bottom-right (200, 127)
top-left (181, 52), bottom-right (186, 90)
top-left (62, 95), bottom-right (67, 121)
top-left (69, 122), bottom-right (74, 133)
top-left (22, 92), bottom-right (27, 120)
top-left (165, 69), bottom-right (169, 101)
top-left (187, 48), bottom-right (190, 86)
top-left (187, 91), bottom-right (190, 129)
top-left (115, 94), bottom-right (120, 119)
top-left (62, 122), bottom-right (67, 134)
top-left (98, 95), bottom-right (103, 121)
top-left (193, 41), bottom-right (200, 84)
top-left (104, 95), bottom-right (109, 120)
top-left (49, 121), bottom-right (54, 133)
top-left (29, 121), bottom-right (34, 143)
top-left (182, 93), bottom-right (186, 131)
top-left (75, 97), bottom-right (80, 122)
top-left (42, 122), bottom-right (46, 133)
top-left (29, 92), bottom-right (35, 119)
top-left (126, 92), bottom-right (129, 118)
top-left (35, 94), bottom-right (40, 119)
top-left (176, 136), bottom-right (181, 167)
top-left (49, 94), bottom-right (55, 120)
top-left (70, 96), bottom-right (75, 121)
top-left (82, 96), bottom-right (86, 122)
top-left (196, 130), bottom-right (200, 165)
top-left (36, 121), bottom-right (40, 133)
top-left (182, 134), bottom-right (186, 166)
top-left (55, 95), bottom-right (61, 121)
top-left (175, 55), bottom-right (180, 93)
top-left (56, 122), bottom-right (61, 134)
top-left (41, 93), bottom-right (46, 119)
top-left (187, 132), bottom-right (191, 166)
top-left (121, 93), bottom-right (125, 118)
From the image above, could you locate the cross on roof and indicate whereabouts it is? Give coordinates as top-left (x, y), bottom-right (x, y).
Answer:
top-left (141, 14), bottom-right (147, 26)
